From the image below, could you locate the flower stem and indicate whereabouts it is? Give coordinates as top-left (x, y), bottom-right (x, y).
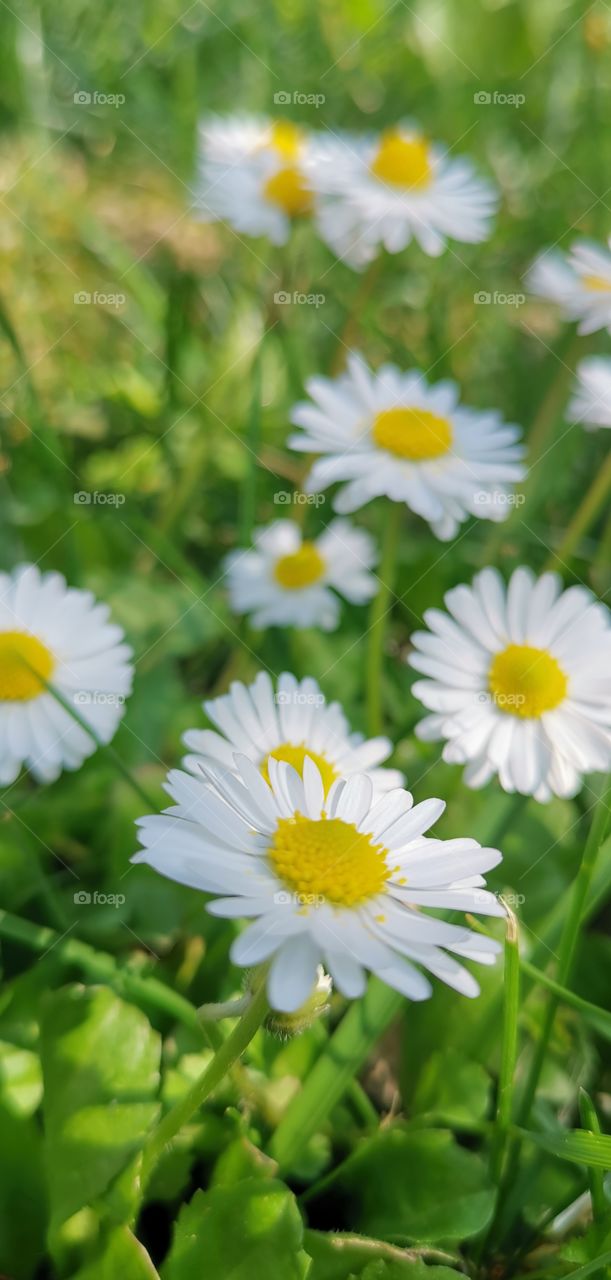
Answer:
top-left (239, 344), bottom-right (263, 546)
top-left (545, 451), bottom-right (611, 570)
top-left (490, 905), bottom-right (520, 1186)
top-left (140, 982), bottom-right (269, 1188)
top-left (367, 503), bottom-right (402, 738)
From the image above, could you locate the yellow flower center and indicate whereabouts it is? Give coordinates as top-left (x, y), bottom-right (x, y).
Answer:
top-left (269, 121), bottom-right (303, 161)
top-left (260, 743), bottom-right (338, 793)
top-left (581, 274), bottom-right (611, 292)
top-left (370, 131), bottom-right (432, 190)
top-left (263, 166), bottom-right (313, 216)
top-left (0, 630), bottom-right (55, 701)
top-left (269, 813), bottom-right (389, 907)
top-left (488, 644), bottom-right (568, 718)
top-left (372, 407), bottom-right (453, 461)
top-left (273, 542), bottom-right (326, 589)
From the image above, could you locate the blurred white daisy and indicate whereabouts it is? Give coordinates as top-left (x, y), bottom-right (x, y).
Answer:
top-left (183, 670), bottom-right (403, 794)
top-left (134, 756), bottom-right (503, 1011)
top-left (526, 238), bottom-right (611, 334)
top-left (288, 352), bottom-right (526, 540)
top-left (568, 357), bottom-right (611, 429)
top-left (196, 116), bottom-right (315, 245)
top-left (309, 125), bottom-right (498, 268)
top-left (224, 518), bottom-right (377, 630)
top-left (409, 567), bottom-right (611, 802)
top-left (0, 564), bottom-right (133, 785)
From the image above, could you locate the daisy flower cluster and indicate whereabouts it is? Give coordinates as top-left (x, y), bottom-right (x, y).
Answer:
top-left (196, 115), bottom-right (498, 267)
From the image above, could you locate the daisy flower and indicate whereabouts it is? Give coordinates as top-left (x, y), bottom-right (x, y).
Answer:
top-left (526, 238), bottom-right (611, 334)
top-left (224, 518), bottom-right (377, 630)
top-left (309, 124), bottom-right (498, 269)
top-left (0, 563), bottom-right (133, 785)
top-left (134, 756), bottom-right (503, 1012)
top-left (409, 567), bottom-right (611, 802)
top-left (288, 352), bottom-right (526, 541)
top-left (183, 670), bottom-right (403, 795)
top-left (196, 116), bottom-right (315, 245)
top-left (568, 357), bottom-right (611, 429)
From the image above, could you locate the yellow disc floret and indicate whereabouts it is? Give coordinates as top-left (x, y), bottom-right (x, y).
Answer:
top-left (261, 744), bottom-right (338, 793)
top-left (0, 631), bottom-right (55, 701)
top-left (370, 131), bottom-right (432, 190)
top-left (263, 166), bottom-right (313, 216)
top-left (581, 274), bottom-right (611, 292)
top-left (269, 813), bottom-right (389, 907)
top-left (269, 121), bottom-right (303, 161)
top-left (488, 644), bottom-right (568, 718)
top-left (372, 407), bottom-right (453, 461)
top-left (273, 542), bottom-right (326, 590)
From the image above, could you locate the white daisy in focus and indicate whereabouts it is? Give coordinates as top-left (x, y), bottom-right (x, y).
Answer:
top-left (526, 238), bottom-right (611, 334)
top-left (309, 125), bottom-right (498, 269)
top-left (568, 357), bottom-right (611, 429)
top-left (224, 518), bottom-right (377, 630)
top-left (409, 566), bottom-right (611, 802)
top-left (288, 352), bottom-right (526, 541)
top-left (134, 756), bottom-right (503, 1012)
top-left (196, 116), bottom-right (315, 245)
top-left (183, 670), bottom-right (403, 794)
top-left (0, 564), bottom-right (133, 785)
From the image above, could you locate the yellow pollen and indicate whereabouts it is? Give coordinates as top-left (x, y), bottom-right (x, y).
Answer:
top-left (581, 273), bottom-right (611, 292)
top-left (269, 121), bottom-right (303, 161)
top-left (273, 542), bottom-right (326, 590)
top-left (269, 813), bottom-right (390, 908)
top-left (0, 630), bottom-right (55, 701)
top-left (263, 165), bottom-right (313, 216)
top-left (488, 644), bottom-right (568, 718)
top-left (370, 131), bottom-right (432, 190)
top-left (260, 743), bottom-right (338, 794)
top-left (372, 407), bottom-right (453, 461)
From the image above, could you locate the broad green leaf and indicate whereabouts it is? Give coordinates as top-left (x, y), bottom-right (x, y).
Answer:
top-left (40, 985), bottom-right (161, 1241)
top-left (304, 1231), bottom-right (461, 1279)
top-left (520, 1127), bottom-right (611, 1170)
top-left (70, 1225), bottom-right (160, 1279)
top-left (162, 1179), bottom-right (310, 1279)
top-left (0, 1040), bottom-right (42, 1116)
top-left (308, 1127), bottom-right (494, 1244)
top-left (0, 1102), bottom-right (46, 1280)
top-left (411, 1049), bottom-right (490, 1126)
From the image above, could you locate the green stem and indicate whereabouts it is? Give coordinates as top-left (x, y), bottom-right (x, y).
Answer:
top-left (366, 503), bottom-right (402, 738)
top-left (578, 1088), bottom-right (607, 1222)
top-left (490, 907), bottom-right (520, 1186)
top-left (239, 345), bottom-right (263, 546)
top-left (140, 982), bottom-right (269, 1187)
top-left (545, 451), bottom-right (611, 569)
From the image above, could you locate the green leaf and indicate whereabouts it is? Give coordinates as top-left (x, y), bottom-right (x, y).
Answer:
top-left (0, 1102), bottom-right (47, 1280)
top-left (162, 1179), bottom-right (310, 1279)
top-left (70, 1225), bottom-right (160, 1279)
top-left (308, 1127), bottom-right (494, 1244)
top-left (304, 1231), bottom-right (461, 1279)
top-left (0, 1040), bottom-right (42, 1116)
top-left (411, 1049), bottom-right (490, 1126)
top-left (519, 1126), bottom-right (611, 1170)
top-left (40, 985), bottom-right (161, 1243)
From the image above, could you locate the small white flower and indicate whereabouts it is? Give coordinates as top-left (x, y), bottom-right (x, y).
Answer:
top-left (568, 357), bottom-right (611, 430)
top-left (196, 116), bottom-right (315, 245)
top-left (134, 756), bottom-right (503, 1012)
top-left (409, 566), bottom-right (611, 802)
top-left (183, 670), bottom-right (403, 795)
top-left (224, 518), bottom-right (377, 630)
top-left (308, 125), bottom-right (498, 269)
top-left (526, 238), bottom-right (611, 334)
top-left (0, 564), bottom-right (133, 785)
top-left (288, 352), bottom-right (526, 541)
